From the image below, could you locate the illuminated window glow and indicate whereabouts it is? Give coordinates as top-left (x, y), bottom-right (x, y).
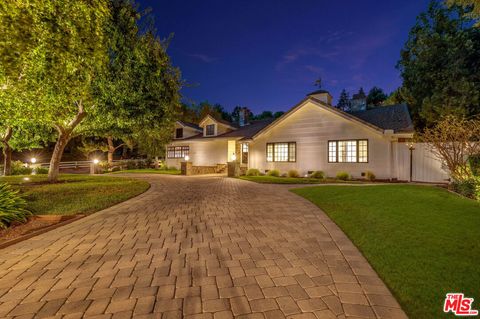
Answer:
top-left (328, 140), bottom-right (368, 163)
top-left (167, 146), bottom-right (189, 159)
top-left (266, 142), bottom-right (296, 162)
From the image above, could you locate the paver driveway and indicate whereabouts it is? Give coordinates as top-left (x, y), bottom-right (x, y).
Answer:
top-left (0, 175), bottom-right (407, 319)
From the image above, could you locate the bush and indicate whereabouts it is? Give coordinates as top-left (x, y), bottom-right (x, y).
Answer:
top-left (365, 171), bottom-right (376, 181)
top-left (266, 169), bottom-right (280, 177)
top-left (125, 160), bottom-right (137, 170)
top-left (469, 155), bottom-right (480, 177)
top-left (288, 170), bottom-right (299, 178)
top-left (34, 167), bottom-right (48, 175)
top-left (451, 179), bottom-right (478, 199)
top-left (310, 171), bottom-right (325, 179)
top-left (11, 161), bottom-right (32, 175)
top-left (246, 168), bottom-right (260, 176)
top-left (0, 183), bottom-right (31, 229)
top-left (336, 171), bottom-right (350, 181)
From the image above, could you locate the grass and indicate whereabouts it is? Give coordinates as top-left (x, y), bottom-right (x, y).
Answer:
top-left (1, 174), bottom-right (150, 216)
top-left (239, 175), bottom-right (362, 184)
top-left (109, 168), bottom-right (181, 175)
top-left (292, 185), bottom-right (480, 319)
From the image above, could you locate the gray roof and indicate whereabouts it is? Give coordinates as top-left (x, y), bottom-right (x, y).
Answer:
top-left (349, 104), bottom-right (414, 133)
top-left (182, 119), bottom-right (273, 141)
top-left (178, 121), bottom-right (202, 131)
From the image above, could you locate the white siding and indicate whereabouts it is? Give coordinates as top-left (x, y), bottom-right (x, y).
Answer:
top-left (249, 101), bottom-right (394, 179)
top-left (166, 140), bottom-right (228, 169)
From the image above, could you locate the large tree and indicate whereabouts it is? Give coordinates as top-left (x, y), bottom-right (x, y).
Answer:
top-left (398, 1), bottom-right (480, 129)
top-left (0, 0), bottom-right (110, 182)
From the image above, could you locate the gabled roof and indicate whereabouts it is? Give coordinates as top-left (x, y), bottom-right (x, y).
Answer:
top-left (349, 104), bottom-right (414, 133)
top-left (180, 120), bottom-right (273, 141)
top-left (198, 114), bottom-right (237, 130)
top-left (253, 97), bottom-right (414, 139)
top-left (177, 121), bottom-right (202, 131)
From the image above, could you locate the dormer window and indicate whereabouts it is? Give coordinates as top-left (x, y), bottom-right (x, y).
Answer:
top-left (175, 128), bottom-right (183, 139)
top-left (206, 124), bottom-right (215, 136)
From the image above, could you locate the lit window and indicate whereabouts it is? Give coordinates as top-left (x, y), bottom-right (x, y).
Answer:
top-left (266, 142), bottom-right (296, 162)
top-left (328, 140), bottom-right (368, 163)
top-left (206, 124), bottom-right (215, 136)
top-left (167, 146), bottom-right (189, 159)
top-left (242, 143), bottom-right (249, 164)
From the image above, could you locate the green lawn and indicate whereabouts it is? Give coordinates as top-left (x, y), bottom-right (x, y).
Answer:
top-left (109, 168), bottom-right (181, 175)
top-left (1, 174), bottom-right (150, 216)
top-left (239, 175), bottom-right (361, 184)
top-left (292, 185), bottom-right (480, 319)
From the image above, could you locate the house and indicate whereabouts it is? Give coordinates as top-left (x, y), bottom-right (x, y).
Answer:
top-left (166, 90), bottom-right (418, 180)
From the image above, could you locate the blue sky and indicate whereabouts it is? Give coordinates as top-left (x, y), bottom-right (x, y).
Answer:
top-left (139, 0), bottom-right (431, 113)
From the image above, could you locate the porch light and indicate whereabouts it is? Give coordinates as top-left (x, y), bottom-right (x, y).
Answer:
top-left (93, 159), bottom-right (99, 165)
top-left (231, 153), bottom-right (237, 161)
top-left (184, 155), bottom-right (190, 162)
top-left (23, 177), bottom-right (30, 181)
top-left (30, 157), bottom-right (37, 164)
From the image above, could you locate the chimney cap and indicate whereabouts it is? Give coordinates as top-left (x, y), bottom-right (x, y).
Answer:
top-left (307, 89), bottom-right (330, 96)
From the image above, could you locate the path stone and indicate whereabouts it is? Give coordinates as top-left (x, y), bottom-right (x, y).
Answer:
top-left (0, 175), bottom-right (406, 318)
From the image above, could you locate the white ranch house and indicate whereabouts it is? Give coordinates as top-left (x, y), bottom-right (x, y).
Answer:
top-left (166, 91), bottom-right (449, 183)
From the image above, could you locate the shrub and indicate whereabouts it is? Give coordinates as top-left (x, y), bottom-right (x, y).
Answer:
top-left (34, 167), bottom-right (48, 175)
top-left (0, 183), bottom-right (31, 229)
top-left (451, 179), bottom-right (477, 199)
top-left (336, 171), bottom-right (350, 181)
top-left (266, 169), bottom-right (280, 177)
top-left (288, 169), bottom-right (299, 178)
top-left (246, 168), bottom-right (260, 176)
top-left (365, 171), bottom-right (376, 181)
top-left (310, 171), bottom-right (325, 179)
top-left (125, 160), bottom-right (137, 170)
top-left (469, 155), bottom-right (480, 177)
top-left (11, 161), bottom-right (33, 175)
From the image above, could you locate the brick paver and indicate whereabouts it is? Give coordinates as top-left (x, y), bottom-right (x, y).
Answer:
top-left (0, 175), bottom-right (407, 318)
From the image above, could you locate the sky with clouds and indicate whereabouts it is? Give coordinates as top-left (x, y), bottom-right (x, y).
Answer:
top-left (139, 0), bottom-right (431, 113)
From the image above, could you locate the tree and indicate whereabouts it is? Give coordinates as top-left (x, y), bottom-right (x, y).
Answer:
top-left (447, 0), bottom-right (480, 26)
top-left (337, 89), bottom-right (351, 111)
top-left (383, 88), bottom-right (408, 105)
top-left (273, 111), bottom-right (285, 119)
top-left (231, 106), bottom-right (253, 124)
top-left (422, 115), bottom-right (480, 182)
top-left (398, 1), bottom-right (480, 129)
top-left (197, 102), bottom-right (222, 120)
top-left (366, 87), bottom-right (388, 108)
top-left (213, 104), bottom-right (233, 122)
top-left (0, 0), bottom-right (110, 182)
top-left (254, 111), bottom-right (274, 120)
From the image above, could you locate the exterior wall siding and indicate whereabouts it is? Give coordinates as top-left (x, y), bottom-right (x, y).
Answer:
top-left (249, 101), bottom-right (394, 179)
top-left (166, 140), bottom-right (228, 169)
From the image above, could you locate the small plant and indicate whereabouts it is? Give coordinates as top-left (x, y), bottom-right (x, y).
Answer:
top-left (34, 167), bottom-right (49, 175)
top-left (11, 161), bottom-right (33, 175)
top-left (451, 179), bottom-right (477, 200)
top-left (365, 171), bottom-right (376, 181)
top-left (310, 171), bottom-right (325, 179)
top-left (266, 169), bottom-right (280, 177)
top-left (0, 183), bottom-right (31, 229)
top-left (336, 171), bottom-right (350, 181)
top-left (246, 168), bottom-right (260, 176)
top-left (288, 169), bottom-right (299, 178)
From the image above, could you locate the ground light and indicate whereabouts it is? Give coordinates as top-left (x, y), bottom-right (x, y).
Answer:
top-left (184, 155), bottom-right (190, 161)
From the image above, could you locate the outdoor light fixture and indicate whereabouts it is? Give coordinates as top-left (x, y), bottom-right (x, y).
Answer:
top-left (23, 177), bottom-right (30, 181)
top-left (184, 155), bottom-right (190, 161)
top-left (231, 153), bottom-right (237, 161)
top-left (93, 159), bottom-right (100, 165)
top-left (30, 157), bottom-right (37, 164)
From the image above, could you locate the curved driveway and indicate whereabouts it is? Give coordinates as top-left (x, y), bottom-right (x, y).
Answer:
top-left (0, 175), bottom-right (406, 318)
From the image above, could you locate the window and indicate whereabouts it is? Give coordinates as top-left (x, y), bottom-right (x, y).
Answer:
top-left (167, 146), bottom-right (189, 159)
top-left (328, 140), bottom-right (368, 163)
top-left (241, 143), bottom-right (249, 164)
top-left (206, 124), bottom-right (215, 136)
top-left (266, 142), bottom-right (296, 162)
top-left (175, 128), bottom-right (183, 139)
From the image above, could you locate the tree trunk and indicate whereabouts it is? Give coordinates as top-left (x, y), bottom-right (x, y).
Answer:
top-left (48, 133), bottom-right (70, 182)
top-left (154, 156), bottom-right (159, 169)
top-left (107, 136), bottom-right (114, 166)
top-left (122, 144), bottom-right (128, 159)
top-left (48, 101), bottom-right (86, 183)
top-left (1, 127), bottom-right (13, 176)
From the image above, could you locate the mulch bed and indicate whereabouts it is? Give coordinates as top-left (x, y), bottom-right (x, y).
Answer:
top-left (0, 215), bottom-right (83, 248)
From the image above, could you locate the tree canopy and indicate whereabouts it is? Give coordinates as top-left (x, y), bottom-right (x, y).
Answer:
top-left (366, 87), bottom-right (388, 108)
top-left (398, 1), bottom-right (480, 129)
